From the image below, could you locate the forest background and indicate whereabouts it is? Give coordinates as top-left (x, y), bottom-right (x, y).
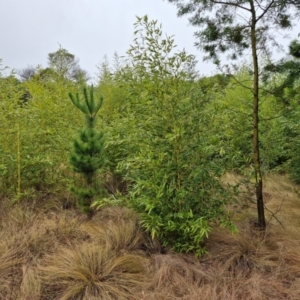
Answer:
top-left (1, 3), bottom-right (300, 298)
top-left (2, 13), bottom-right (300, 253)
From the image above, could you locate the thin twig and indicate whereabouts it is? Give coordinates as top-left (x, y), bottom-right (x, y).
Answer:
top-left (264, 200), bottom-right (285, 229)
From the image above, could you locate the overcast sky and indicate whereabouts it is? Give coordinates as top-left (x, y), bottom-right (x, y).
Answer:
top-left (1, 0), bottom-right (299, 80)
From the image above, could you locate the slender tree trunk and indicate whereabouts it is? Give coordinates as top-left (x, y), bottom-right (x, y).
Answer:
top-left (17, 120), bottom-right (21, 201)
top-left (250, 0), bottom-right (266, 230)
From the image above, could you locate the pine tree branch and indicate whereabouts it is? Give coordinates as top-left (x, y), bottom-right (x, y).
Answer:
top-left (256, 0), bottom-right (275, 24)
top-left (230, 74), bottom-right (254, 92)
top-left (211, 0), bottom-right (251, 11)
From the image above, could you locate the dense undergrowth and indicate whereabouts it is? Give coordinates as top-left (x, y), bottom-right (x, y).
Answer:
top-left (2, 15), bottom-right (300, 299)
top-left (1, 173), bottom-right (300, 300)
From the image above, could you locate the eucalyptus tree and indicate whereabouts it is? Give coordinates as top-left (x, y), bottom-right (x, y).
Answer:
top-left (166, 0), bottom-right (300, 229)
top-left (48, 46), bottom-right (89, 83)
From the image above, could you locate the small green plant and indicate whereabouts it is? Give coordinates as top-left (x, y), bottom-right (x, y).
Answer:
top-left (69, 86), bottom-right (105, 217)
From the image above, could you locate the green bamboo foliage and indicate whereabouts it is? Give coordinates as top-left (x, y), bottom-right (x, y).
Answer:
top-left (107, 16), bottom-right (236, 256)
top-left (69, 86), bottom-right (105, 217)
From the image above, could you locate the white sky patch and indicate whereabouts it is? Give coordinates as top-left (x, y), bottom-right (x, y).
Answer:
top-left (1, 0), bottom-right (299, 79)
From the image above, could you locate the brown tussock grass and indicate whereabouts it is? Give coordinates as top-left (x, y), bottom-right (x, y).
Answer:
top-left (0, 200), bottom-right (88, 299)
top-left (82, 207), bottom-right (160, 254)
top-left (0, 247), bottom-right (25, 299)
top-left (142, 221), bottom-right (300, 299)
top-left (80, 207), bottom-right (146, 252)
top-left (0, 201), bottom-right (155, 299)
top-left (18, 265), bottom-right (41, 300)
top-left (1, 173), bottom-right (300, 299)
top-left (263, 173), bottom-right (300, 229)
top-left (39, 244), bottom-right (148, 300)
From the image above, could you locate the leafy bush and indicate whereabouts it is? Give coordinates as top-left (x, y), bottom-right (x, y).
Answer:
top-left (0, 72), bottom-right (81, 197)
top-left (98, 16), bottom-right (236, 255)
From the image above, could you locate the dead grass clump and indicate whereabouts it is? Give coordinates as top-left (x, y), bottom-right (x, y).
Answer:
top-left (144, 253), bottom-right (208, 299)
top-left (82, 207), bottom-right (161, 254)
top-left (262, 173), bottom-right (300, 229)
top-left (3, 210), bottom-right (88, 262)
top-left (81, 218), bottom-right (147, 253)
top-left (0, 200), bottom-right (89, 299)
top-left (205, 224), bottom-right (281, 275)
top-left (202, 224), bottom-right (300, 299)
top-left (0, 201), bottom-right (157, 299)
top-left (94, 206), bottom-right (140, 223)
top-left (17, 265), bottom-right (41, 300)
top-left (2, 173), bottom-right (300, 299)
top-left (141, 219), bottom-right (300, 300)
top-left (39, 244), bottom-right (149, 300)
top-left (0, 246), bottom-right (25, 299)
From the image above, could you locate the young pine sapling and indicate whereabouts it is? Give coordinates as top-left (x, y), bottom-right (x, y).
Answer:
top-left (69, 86), bottom-right (105, 217)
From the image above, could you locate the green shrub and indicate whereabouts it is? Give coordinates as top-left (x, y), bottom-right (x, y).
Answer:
top-left (100, 16), bottom-right (236, 255)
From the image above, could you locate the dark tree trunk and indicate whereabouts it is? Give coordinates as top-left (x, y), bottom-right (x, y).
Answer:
top-left (250, 0), bottom-right (266, 230)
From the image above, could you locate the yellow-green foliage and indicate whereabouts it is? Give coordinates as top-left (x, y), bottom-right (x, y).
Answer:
top-left (0, 73), bottom-right (82, 196)
top-left (210, 67), bottom-right (288, 170)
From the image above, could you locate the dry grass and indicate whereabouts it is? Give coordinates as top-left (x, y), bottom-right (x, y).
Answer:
top-left (1, 173), bottom-right (300, 299)
top-left (39, 245), bottom-right (148, 300)
top-left (142, 221), bottom-right (300, 299)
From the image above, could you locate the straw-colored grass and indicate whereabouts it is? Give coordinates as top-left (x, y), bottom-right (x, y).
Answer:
top-left (39, 245), bottom-right (148, 300)
top-left (1, 173), bottom-right (300, 299)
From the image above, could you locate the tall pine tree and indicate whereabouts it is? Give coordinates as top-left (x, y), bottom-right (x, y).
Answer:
top-left (167, 0), bottom-right (300, 230)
